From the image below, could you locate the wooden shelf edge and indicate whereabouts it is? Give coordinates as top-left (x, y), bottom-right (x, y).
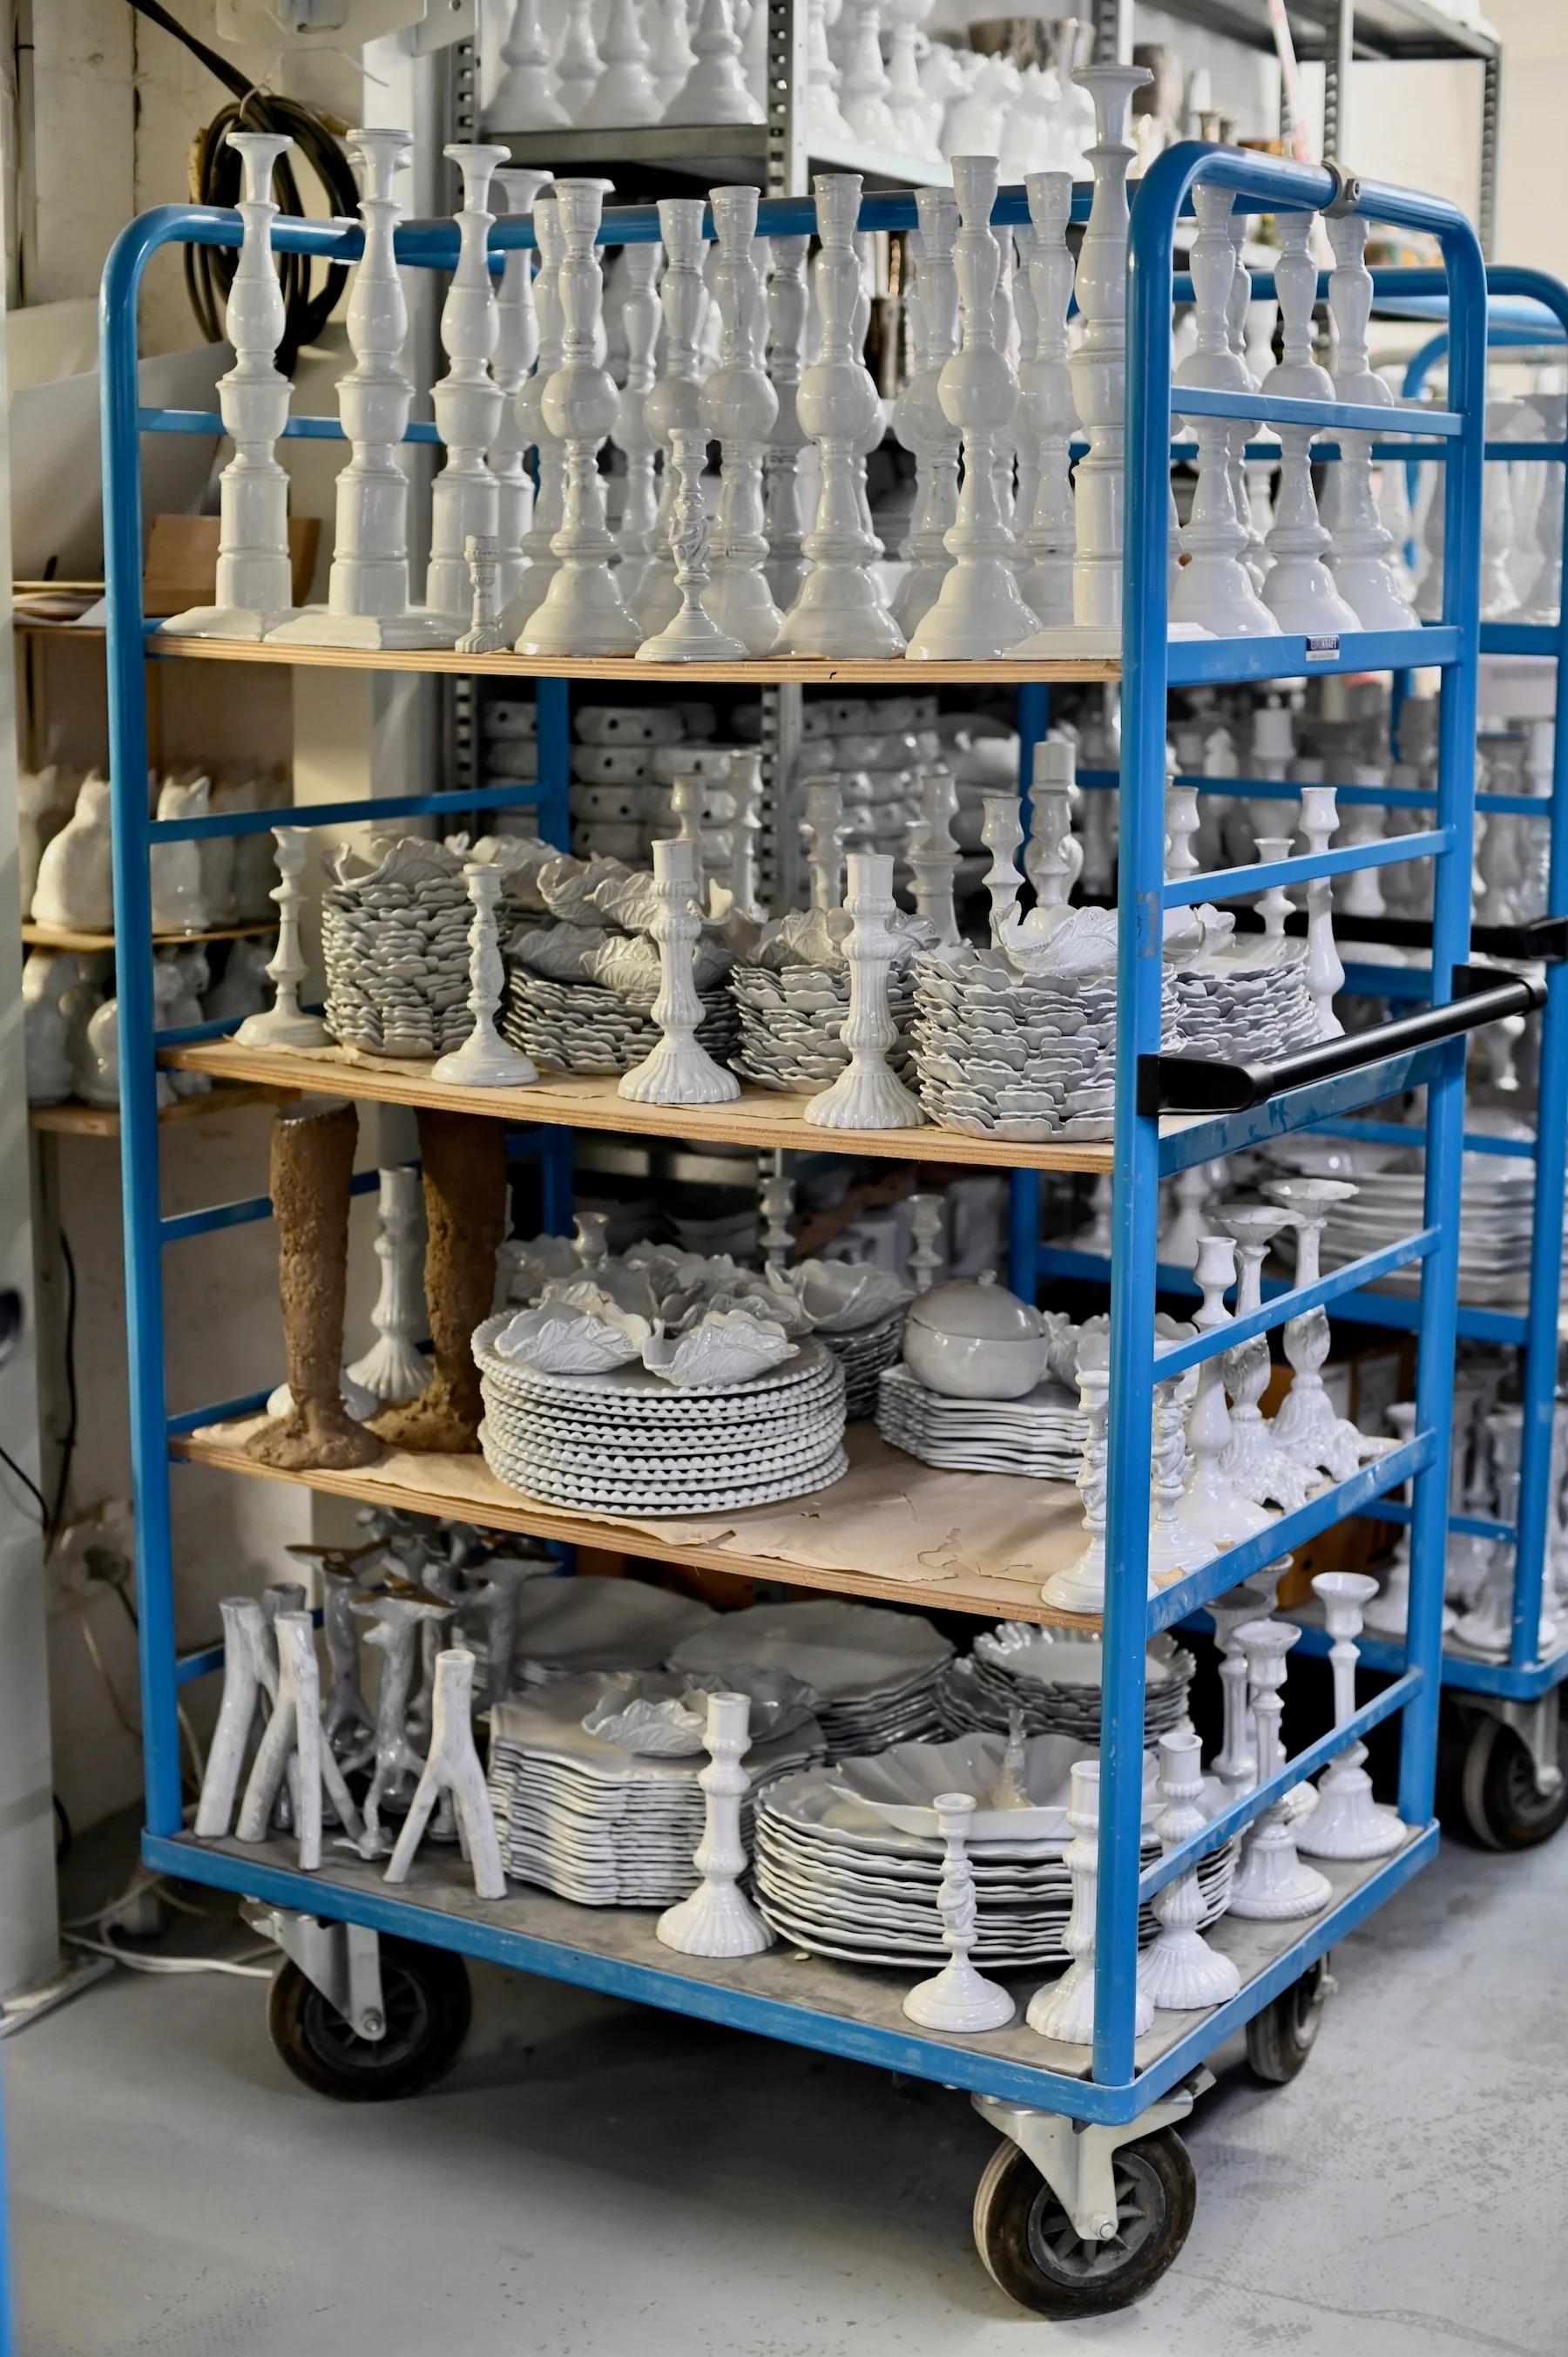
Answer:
top-left (30, 1081), bottom-right (298, 1135)
top-left (135, 636), bottom-right (1122, 686)
top-left (24, 919), bottom-right (279, 952)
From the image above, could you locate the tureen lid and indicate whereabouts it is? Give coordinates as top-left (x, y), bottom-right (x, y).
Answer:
top-left (906, 1273), bottom-right (1042, 1343)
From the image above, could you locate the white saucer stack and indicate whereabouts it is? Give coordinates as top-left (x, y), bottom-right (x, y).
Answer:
top-left (875, 1364), bottom-right (1085, 1479)
top-left (668, 1598), bottom-right (953, 1755)
top-left (936, 1627), bottom-right (1196, 1745)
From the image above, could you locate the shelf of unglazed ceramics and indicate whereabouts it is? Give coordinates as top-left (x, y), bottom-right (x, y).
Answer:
top-left (152, 1824), bottom-right (1430, 2093)
top-left (169, 1417), bottom-right (1101, 1629)
top-left (495, 123), bottom-right (956, 193)
top-left (30, 1082), bottom-right (297, 1136)
top-left (160, 1040), bottom-right (1119, 1174)
top-left (23, 918), bottom-right (277, 954)
top-left (135, 638), bottom-right (1124, 687)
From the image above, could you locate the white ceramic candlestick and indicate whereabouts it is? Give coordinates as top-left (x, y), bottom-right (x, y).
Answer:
top-left (648, 0), bottom-right (699, 109)
top-left (423, 143), bottom-right (508, 632)
top-left (1028, 1760), bottom-right (1152, 2043)
top-left (666, 0), bottom-right (764, 125)
top-left (1024, 738), bottom-right (1084, 924)
top-left (1298, 783), bottom-right (1345, 1038)
top-left (637, 423), bottom-right (747, 660)
top-left (488, 0), bottom-right (571, 130)
top-left (578, 0), bottom-right (662, 125)
top-left (1170, 186), bottom-right (1274, 640)
top-left (638, 199), bottom-right (710, 639)
top-left (1043, 1346), bottom-right (1111, 1613)
top-left (456, 533), bottom-right (507, 654)
top-left (1148, 1351), bottom-right (1213, 1582)
top-left (519, 179), bottom-right (642, 656)
top-left (839, 0), bottom-right (898, 146)
top-left (619, 839), bottom-right (739, 1105)
top-left (892, 189), bottom-right (961, 639)
top-left (762, 234), bottom-right (812, 613)
top-left (1325, 213), bottom-right (1422, 633)
top-left (1226, 208), bottom-right (1268, 587)
top-left (902, 1792), bottom-right (1016, 2031)
top-left (1010, 230), bottom-right (1039, 570)
top-left (804, 0), bottom-right (853, 137)
top-left (1182, 1235), bottom-right (1275, 1546)
top-left (1217, 1206), bottom-right (1313, 1513)
top-left (1254, 834), bottom-right (1297, 944)
top-left (725, 748), bottom-right (766, 920)
top-left (503, 193), bottom-right (566, 635)
top-left (1139, 1730), bottom-right (1242, 2008)
top-left (489, 166), bottom-right (553, 608)
top-left (1298, 1573), bottom-right (1406, 1858)
top-left (1228, 1619), bottom-right (1332, 1920)
top-left (195, 1597), bottom-right (268, 1837)
top-left (1518, 391), bottom-right (1566, 623)
top-left (1207, 1581), bottom-right (1270, 1801)
top-left (433, 860), bottom-right (540, 1086)
top-left (703, 186), bottom-right (782, 654)
top-left (1454, 1409), bottom-right (1555, 1654)
top-left (806, 852), bottom-right (924, 1130)
top-left (384, 1649), bottom-right (506, 1898)
top-left (908, 761), bottom-right (961, 946)
top-left (234, 827), bottom-right (329, 1048)
top-left (908, 155), bottom-right (1038, 660)
top-left (1362, 1399), bottom-right (1455, 1636)
top-left (908, 1190), bottom-right (944, 1291)
top-left (1017, 170), bottom-right (1078, 630)
top-left (657, 1691), bottom-right (774, 1955)
top-left (1260, 207), bottom-right (1361, 636)
top-left (237, 1613), bottom-right (362, 1870)
top-left (554, 0), bottom-right (605, 119)
top-left (774, 174), bottom-right (904, 657)
top-left (760, 1166), bottom-right (794, 1269)
top-left (980, 794), bottom-right (1026, 944)
top-left (803, 776), bottom-right (848, 911)
top-left (162, 131), bottom-right (298, 640)
top-left (612, 239), bottom-right (665, 613)
top-left (1266, 1178), bottom-right (1379, 1482)
top-left (347, 1167), bottom-right (429, 1405)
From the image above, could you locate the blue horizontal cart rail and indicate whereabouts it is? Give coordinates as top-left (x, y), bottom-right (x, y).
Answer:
top-left (105, 148), bottom-right (1488, 2121)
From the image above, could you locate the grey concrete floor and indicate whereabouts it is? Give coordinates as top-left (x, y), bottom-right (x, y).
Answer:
top-left (8, 1823), bottom-right (1567, 2357)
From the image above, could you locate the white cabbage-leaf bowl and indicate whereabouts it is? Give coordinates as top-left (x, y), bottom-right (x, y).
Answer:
top-left (768, 1258), bottom-right (910, 1335)
top-left (641, 1306), bottom-right (797, 1388)
top-left (490, 1284), bottom-right (652, 1375)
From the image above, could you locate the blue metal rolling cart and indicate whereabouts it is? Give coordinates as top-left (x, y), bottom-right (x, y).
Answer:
top-left (104, 147), bottom-right (1528, 2315)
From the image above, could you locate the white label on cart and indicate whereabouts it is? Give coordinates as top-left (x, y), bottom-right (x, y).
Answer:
top-left (1304, 634), bottom-right (1341, 662)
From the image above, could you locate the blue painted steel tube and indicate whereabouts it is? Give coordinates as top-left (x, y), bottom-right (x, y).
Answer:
top-left (1009, 682), bottom-right (1050, 1303)
top-left (534, 676), bottom-right (576, 1238)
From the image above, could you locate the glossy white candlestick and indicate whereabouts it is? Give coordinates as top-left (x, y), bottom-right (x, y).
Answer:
top-left (657, 1692), bottom-right (774, 1955)
top-left (1228, 1619), bottom-right (1332, 1919)
top-left (620, 839), bottom-right (739, 1105)
top-left (433, 860), bottom-right (540, 1086)
top-left (806, 852), bottom-right (924, 1130)
top-left (1139, 1730), bottom-right (1242, 2008)
top-left (902, 1793), bottom-right (1016, 2030)
top-left (703, 186), bottom-right (782, 654)
top-left (424, 144), bottom-right (508, 632)
top-left (1325, 213), bottom-right (1422, 633)
top-left (235, 827), bottom-right (329, 1048)
top-left (1027, 1760), bottom-right (1152, 2043)
top-left (1298, 1573), bottom-right (1406, 1859)
top-left (891, 189), bottom-right (961, 639)
top-left (347, 1167), bottom-right (429, 1405)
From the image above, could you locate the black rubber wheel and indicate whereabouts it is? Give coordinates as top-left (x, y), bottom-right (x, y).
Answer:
top-left (972, 2127), bottom-right (1197, 2318)
top-left (1459, 1712), bottom-right (1568, 1852)
top-left (1247, 1954), bottom-right (1332, 2086)
top-left (267, 1937), bottom-right (472, 2102)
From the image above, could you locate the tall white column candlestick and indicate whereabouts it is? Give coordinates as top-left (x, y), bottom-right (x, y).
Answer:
top-left (891, 189), bottom-right (961, 639)
top-left (657, 1692), bottom-right (774, 1955)
top-left (554, 0), bottom-right (605, 119)
top-left (666, 0), bottom-right (765, 126)
top-left (1139, 1730), bottom-right (1242, 2009)
top-left (1169, 185), bottom-right (1274, 639)
top-left (620, 839), bottom-right (740, 1105)
top-left (1325, 213), bottom-right (1423, 633)
top-left (1027, 1760), bottom-right (1153, 2043)
top-left (762, 234), bottom-right (812, 613)
top-left (489, 166), bottom-right (553, 608)
top-left (487, 0), bottom-right (570, 130)
top-left (422, 143), bottom-right (508, 632)
top-left (578, 0), bottom-right (662, 125)
top-left (1043, 1344), bottom-right (1112, 1613)
top-left (806, 852), bottom-right (924, 1130)
top-left (1298, 1573), bottom-right (1406, 1859)
top-left (908, 762), bottom-right (961, 945)
top-left (1018, 170), bottom-right (1078, 631)
top-left (637, 199), bottom-right (709, 639)
top-left (1228, 1619), bottom-right (1332, 1920)
top-left (637, 423), bottom-right (747, 660)
top-left (502, 193), bottom-right (566, 636)
top-left (902, 1793), bottom-right (1016, 2031)
top-left (760, 1164), bottom-right (794, 1269)
top-left (727, 748), bottom-right (767, 920)
top-left (1260, 207), bottom-right (1361, 636)
top-left (432, 859), bottom-right (540, 1086)
top-left (980, 794), bottom-right (1026, 943)
top-left (803, 776), bottom-right (848, 911)
top-left (348, 1167), bottom-right (429, 1405)
top-left (703, 186), bottom-right (782, 654)
top-left (235, 827), bottom-right (329, 1048)
top-left (612, 239), bottom-right (665, 613)
top-left (1298, 783), bottom-right (1345, 1039)
top-left (1181, 1234), bottom-right (1274, 1545)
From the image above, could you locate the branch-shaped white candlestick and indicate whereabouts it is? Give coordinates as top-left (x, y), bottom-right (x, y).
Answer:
top-left (317, 1561), bottom-right (375, 1758)
top-left (980, 794), bottom-right (1026, 945)
top-left (490, 166), bottom-right (553, 608)
top-left (1228, 1619), bottom-right (1332, 1919)
top-left (1260, 206), bottom-right (1360, 636)
top-left (1298, 783), bottom-right (1345, 1038)
top-left (803, 776), bottom-right (848, 911)
top-left (1018, 64), bottom-right (1150, 656)
top-left (637, 199), bottom-right (707, 638)
top-left (612, 239), bottom-right (665, 613)
top-left (456, 533), bottom-right (507, 654)
top-left (162, 130), bottom-right (297, 640)
top-left (353, 1589), bottom-right (455, 1854)
top-left (762, 234), bottom-right (812, 613)
top-left (1169, 185), bottom-right (1274, 640)
top-left (703, 185), bottom-right (782, 654)
top-left (893, 188), bottom-right (961, 640)
top-left (1139, 1730), bottom-right (1242, 2008)
top-left (1043, 1344), bottom-right (1111, 1612)
top-left (235, 826), bottom-right (329, 1048)
top-left (384, 1649), bottom-right (506, 1898)
top-left (637, 423), bottom-right (747, 660)
top-left (774, 173), bottom-right (904, 656)
top-left (1018, 170), bottom-right (1078, 630)
top-left (1325, 213), bottom-right (1422, 633)
top-left (1207, 1580), bottom-right (1270, 1801)
top-left (195, 1597), bottom-right (267, 1837)
top-left (1216, 1206), bottom-right (1313, 1513)
top-left (909, 761), bottom-right (961, 945)
top-left (902, 1792), bottom-right (1016, 2030)
top-left (1298, 1573), bottom-right (1406, 1859)
top-left (760, 1166), bottom-right (795, 1269)
top-left (503, 193), bottom-right (565, 635)
top-left (727, 748), bottom-right (766, 921)
top-left (620, 838), bottom-right (740, 1105)
top-left (1024, 737), bottom-right (1084, 926)
top-left (459, 1554), bottom-right (546, 1708)
top-left (666, 0), bottom-right (764, 125)
top-left (348, 1167), bottom-right (429, 1405)
top-left (423, 143), bottom-right (508, 632)
top-left (433, 859), bottom-right (540, 1086)
top-left (488, 0), bottom-right (570, 130)
top-left (908, 154), bottom-right (1038, 660)
top-left (578, 0), bottom-right (662, 125)
top-left (1265, 1177), bottom-right (1384, 1482)
top-left (806, 851), bottom-right (924, 1130)
top-left (1028, 1759), bottom-right (1152, 2043)
top-left (519, 179), bottom-right (641, 656)
top-left (1182, 1234), bottom-right (1275, 1546)
top-left (657, 1691), bottom-right (774, 1955)
top-left (237, 1613), bottom-right (362, 1870)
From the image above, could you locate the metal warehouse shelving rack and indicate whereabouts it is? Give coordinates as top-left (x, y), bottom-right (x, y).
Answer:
top-left (102, 147), bottom-right (1531, 2312)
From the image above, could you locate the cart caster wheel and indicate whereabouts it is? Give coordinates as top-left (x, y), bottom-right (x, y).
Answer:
top-left (971, 2126), bottom-right (1196, 2318)
top-left (1459, 1714), bottom-right (1568, 1852)
top-left (1247, 1954), bottom-right (1332, 2086)
top-left (267, 1937), bottom-right (472, 2103)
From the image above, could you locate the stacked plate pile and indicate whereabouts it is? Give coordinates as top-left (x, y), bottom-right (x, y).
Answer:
top-left (499, 967), bottom-right (738, 1077)
top-left (909, 947), bottom-right (1127, 1143)
top-left (1308, 1148), bottom-right (1548, 1308)
top-left (668, 1598), bottom-right (952, 1755)
top-left (821, 1310), bottom-right (906, 1419)
top-left (321, 839), bottom-right (474, 1058)
top-left (729, 962), bottom-right (917, 1094)
top-left (474, 1321), bottom-right (848, 1517)
top-left (505, 1574), bottom-right (718, 1686)
top-left (487, 1670), bottom-right (825, 1905)
top-left (876, 1364), bottom-right (1085, 1479)
top-left (936, 1627), bottom-right (1195, 1744)
top-left (1166, 940), bottom-right (1321, 1063)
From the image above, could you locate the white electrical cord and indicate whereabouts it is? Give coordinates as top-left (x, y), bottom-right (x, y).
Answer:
top-left (64, 1932), bottom-right (275, 1981)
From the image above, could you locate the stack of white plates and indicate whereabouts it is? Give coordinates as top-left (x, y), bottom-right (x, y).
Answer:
top-left (487, 1670), bottom-right (825, 1905)
top-left (499, 967), bottom-right (737, 1077)
top-left (937, 1627), bottom-right (1195, 1745)
top-left (875, 1364), bottom-right (1085, 1480)
top-left (506, 1575), bottom-right (718, 1687)
top-left (729, 961), bottom-right (918, 1094)
top-left (1308, 1149), bottom-right (1550, 1308)
top-left (474, 1322), bottom-right (848, 1517)
top-left (668, 1598), bottom-right (953, 1755)
top-left (909, 948), bottom-right (1125, 1143)
top-left (1165, 940), bottom-right (1321, 1063)
top-left (822, 1307), bottom-right (906, 1419)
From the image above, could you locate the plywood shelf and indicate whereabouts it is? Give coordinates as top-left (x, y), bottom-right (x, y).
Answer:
top-left (23, 919), bottom-right (277, 954)
top-left (135, 637), bottom-right (1122, 687)
top-left (30, 1082), bottom-right (297, 1136)
top-left (159, 1040), bottom-right (1116, 1175)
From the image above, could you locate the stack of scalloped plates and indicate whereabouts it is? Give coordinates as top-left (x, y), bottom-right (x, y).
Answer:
top-left (821, 1306), bottom-right (906, 1420)
top-left (499, 968), bottom-right (737, 1077)
top-left (875, 1365), bottom-right (1085, 1479)
top-left (1166, 939), bottom-right (1321, 1063)
top-left (729, 962), bottom-right (917, 1094)
top-left (667, 1598), bottom-right (953, 1754)
top-left (936, 1627), bottom-right (1195, 1744)
top-left (474, 1320), bottom-right (848, 1517)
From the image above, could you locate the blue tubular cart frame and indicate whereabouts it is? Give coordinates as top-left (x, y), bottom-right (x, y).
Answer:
top-left (105, 149), bottom-right (1497, 2163)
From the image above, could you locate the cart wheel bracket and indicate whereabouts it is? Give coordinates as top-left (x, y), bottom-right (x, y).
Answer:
top-left (242, 1902), bottom-right (387, 2042)
top-left (1480, 1693), bottom-right (1565, 1801)
top-left (972, 2070), bottom-right (1213, 2245)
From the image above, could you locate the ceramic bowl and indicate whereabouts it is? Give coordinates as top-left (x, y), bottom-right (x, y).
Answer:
top-left (901, 1274), bottom-right (1053, 1400)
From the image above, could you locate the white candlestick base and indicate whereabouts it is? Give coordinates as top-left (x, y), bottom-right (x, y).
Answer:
top-left (619, 1036), bottom-right (740, 1104)
top-left (638, 609), bottom-right (748, 662)
top-left (1296, 1767), bottom-right (1405, 1860)
top-left (432, 1033), bottom-right (539, 1087)
top-left (904, 1956), bottom-right (1016, 2032)
top-left (236, 1002), bottom-right (329, 1050)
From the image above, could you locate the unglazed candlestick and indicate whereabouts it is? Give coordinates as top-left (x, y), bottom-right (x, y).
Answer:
top-left (385, 1649), bottom-right (506, 1897)
top-left (1170, 186), bottom-right (1274, 640)
top-left (807, 851), bottom-right (924, 1130)
top-left (908, 761), bottom-right (961, 945)
top-left (657, 1691), bottom-right (774, 1956)
top-left (612, 239), bottom-right (664, 613)
top-left (762, 234), bottom-right (812, 613)
top-left (237, 1613), bottom-right (362, 1870)
top-left (903, 1792), bottom-right (1016, 2031)
top-left (503, 193), bottom-right (565, 635)
top-left (1326, 213), bottom-right (1422, 633)
top-left (726, 748), bottom-right (766, 921)
top-left (195, 1597), bottom-right (268, 1837)
top-left (1260, 207), bottom-right (1360, 636)
top-left (1216, 1206), bottom-right (1313, 1514)
top-left (347, 1167), bottom-right (429, 1405)
top-left (489, 166), bottom-right (552, 607)
top-left (353, 1588), bottom-right (454, 1853)
top-left (1139, 1730), bottom-right (1241, 2009)
top-left (980, 795), bottom-right (1026, 944)
top-left (803, 776), bottom-right (848, 912)
top-left (774, 174), bottom-right (904, 657)
top-left (1298, 783), bottom-right (1345, 1039)
top-left (317, 1561), bottom-right (375, 1758)
top-left (666, 0), bottom-right (764, 125)
top-left (893, 188), bottom-right (961, 640)
top-left (703, 186), bottom-right (782, 654)
top-left (1228, 1619), bottom-right (1332, 1920)
top-left (1182, 1234), bottom-right (1274, 1547)
top-left (1018, 170), bottom-right (1078, 631)
top-left (670, 774), bottom-right (710, 904)
top-left (423, 143), bottom-right (508, 632)
top-left (162, 131), bottom-right (298, 640)
top-left (519, 179), bottom-right (641, 656)
top-left (235, 827), bottom-right (329, 1049)
top-left (578, 0), bottom-right (662, 125)
top-left (1298, 1573), bottom-right (1405, 1859)
top-left (620, 839), bottom-right (739, 1105)
top-left (1028, 1760), bottom-right (1152, 2043)
top-left (433, 860), bottom-right (540, 1086)
top-left (456, 533), bottom-right (507, 654)
top-left (760, 1165), bottom-right (794, 1269)
top-left (908, 155), bottom-right (1038, 660)
top-left (1043, 1345), bottom-right (1111, 1613)
top-left (637, 423), bottom-right (747, 660)
top-left (638, 200), bottom-right (712, 639)
top-left (488, 0), bottom-right (570, 130)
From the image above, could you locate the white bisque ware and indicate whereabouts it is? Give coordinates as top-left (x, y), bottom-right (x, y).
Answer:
top-left (1139, 1730), bottom-right (1242, 2010)
top-left (656, 1692), bottom-right (774, 1957)
top-left (1297, 1574), bottom-right (1406, 1859)
top-left (1180, 1235), bottom-right (1275, 1547)
top-left (806, 851), bottom-right (924, 1130)
top-left (353, 1590), bottom-right (455, 1855)
top-left (892, 188), bottom-right (962, 640)
top-left (237, 1613), bottom-right (362, 1871)
top-left (490, 167), bottom-right (553, 608)
top-left (456, 532), bottom-right (508, 653)
top-left (1169, 185), bottom-right (1272, 640)
top-left (347, 1167), bottom-right (429, 1405)
top-left (1017, 171), bottom-right (1078, 630)
top-left (902, 1792), bottom-right (1017, 2032)
top-left (385, 1649), bottom-right (507, 1899)
top-left (162, 131), bottom-right (299, 641)
top-left (554, 0), bottom-right (605, 119)
top-left (619, 839), bottom-right (740, 1106)
top-left (1042, 1348), bottom-right (1111, 1614)
top-left (1027, 1760), bottom-right (1153, 2044)
top-left (422, 144), bottom-right (509, 634)
top-left (432, 859), bottom-right (541, 1087)
top-left (701, 186), bottom-right (782, 655)
top-left (234, 827), bottom-right (330, 1050)
top-left (504, 193), bottom-right (567, 637)
top-left (907, 156), bottom-right (1038, 660)
top-left (1259, 207), bottom-right (1361, 639)
top-left (612, 239), bottom-right (665, 613)
top-left (1325, 213), bottom-right (1423, 633)
top-left (1227, 1619), bottom-right (1332, 1920)
top-left (637, 199), bottom-right (709, 640)
top-left (762, 234), bottom-right (812, 614)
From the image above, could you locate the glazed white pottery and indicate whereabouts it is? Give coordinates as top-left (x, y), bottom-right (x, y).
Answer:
top-left (22, 953), bottom-right (73, 1106)
top-left (490, 166), bottom-right (553, 606)
top-left (347, 1168), bottom-right (429, 1405)
top-left (806, 852), bottom-right (924, 1130)
top-left (31, 775), bottom-right (113, 932)
top-left (759, 1168), bottom-right (795, 1269)
top-left (908, 761), bottom-right (961, 945)
top-left (578, 0), bottom-right (662, 125)
top-left (726, 748), bottom-right (766, 921)
top-left (1147, 1344), bottom-right (1213, 1583)
top-left (666, 0), bottom-right (764, 125)
top-left (555, 0), bottom-right (605, 118)
top-left (892, 188), bottom-right (961, 639)
top-left (980, 794), bottom-right (1026, 944)
top-left (803, 775), bottom-right (848, 911)
top-left (1017, 170), bottom-right (1078, 628)
top-left (656, 1692), bottom-right (774, 1955)
top-left (637, 422), bottom-right (747, 660)
top-left (1216, 1207), bottom-right (1314, 1513)
top-left (1259, 207), bottom-right (1361, 637)
top-left (1297, 783), bottom-right (1345, 1038)
top-left (456, 532), bottom-right (508, 654)
top-left (503, 193), bottom-right (566, 634)
top-left (908, 1192), bottom-right (944, 1293)
top-left (1363, 1401), bottom-right (1456, 1636)
top-left (902, 1792), bottom-right (1017, 2031)
top-left (433, 859), bottom-right (541, 1086)
top-left (1298, 1573), bottom-right (1406, 1859)
top-left (1266, 1178), bottom-right (1382, 1482)
top-left (839, 0), bottom-right (899, 147)
top-left (1517, 390), bottom-right (1565, 623)
top-left (647, 0), bottom-right (699, 108)
top-left (1180, 1235), bottom-right (1275, 1546)
top-left (423, 143), bottom-right (508, 633)
top-left (703, 186), bottom-right (782, 655)
top-left (234, 827), bottom-right (331, 1050)
top-left (612, 239), bottom-right (664, 611)
top-left (1026, 1761), bottom-right (1153, 2042)
top-left (1324, 213), bottom-right (1422, 633)
top-left (1139, 1730), bottom-right (1242, 2008)
top-left (1024, 738), bottom-right (1084, 923)
top-left (762, 234), bottom-right (812, 613)
top-left (385, 1649), bottom-right (506, 1898)
top-left (1207, 1579), bottom-right (1271, 1800)
top-left (902, 1275), bottom-right (1052, 1400)
top-left (488, 0), bottom-right (571, 130)
top-left (619, 839), bottom-right (740, 1105)
top-left (1227, 1619), bottom-right (1332, 1919)
top-left (1042, 1345), bottom-right (1111, 1613)
top-left (637, 199), bottom-right (709, 639)
top-left (1170, 185), bottom-right (1274, 640)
